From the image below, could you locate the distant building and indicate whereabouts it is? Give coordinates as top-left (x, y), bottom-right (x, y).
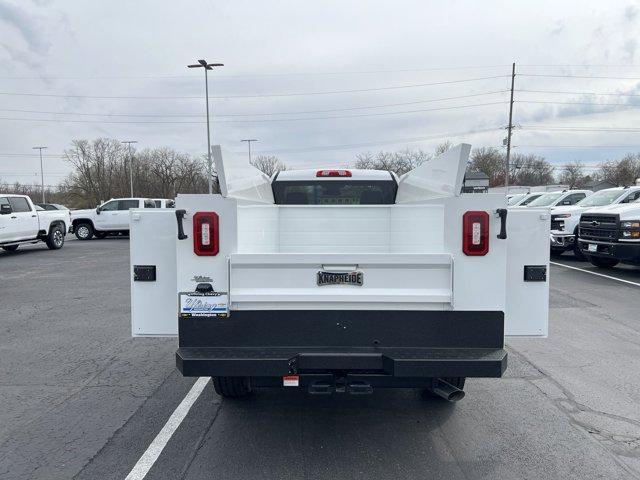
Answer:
top-left (582, 179), bottom-right (617, 191)
top-left (462, 171), bottom-right (490, 193)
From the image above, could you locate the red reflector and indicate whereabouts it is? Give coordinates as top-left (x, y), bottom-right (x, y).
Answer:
top-left (316, 169), bottom-right (352, 177)
top-left (462, 211), bottom-right (489, 256)
top-left (193, 212), bottom-right (219, 256)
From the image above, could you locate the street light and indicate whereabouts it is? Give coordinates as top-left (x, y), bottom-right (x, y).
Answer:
top-left (32, 146), bottom-right (47, 203)
top-left (188, 59), bottom-right (224, 194)
top-left (122, 141), bottom-right (137, 197)
top-left (241, 139), bottom-right (258, 164)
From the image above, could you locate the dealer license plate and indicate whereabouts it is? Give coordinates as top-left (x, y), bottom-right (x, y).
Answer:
top-left (179, 292), bottom-right (228, 317)
top-left (588, 244), bottom-right (598, 252)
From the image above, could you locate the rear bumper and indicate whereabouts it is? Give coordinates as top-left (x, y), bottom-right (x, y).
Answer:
top-left (578, 239), bottom-right (640, 265)
top-left (177, 310), bottom-right (507, 381)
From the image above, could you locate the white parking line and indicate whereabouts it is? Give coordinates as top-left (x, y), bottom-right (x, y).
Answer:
top-left (551, 261), bottom-right (640, 287)
top-left (125, 377), bottom-right (209, 480)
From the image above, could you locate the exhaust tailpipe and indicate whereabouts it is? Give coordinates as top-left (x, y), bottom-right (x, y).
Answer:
top-left (428, 378), bottom-right (465, 402)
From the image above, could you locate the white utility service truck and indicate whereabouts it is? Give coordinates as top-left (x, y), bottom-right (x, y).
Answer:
top-left (130, 144), bottom-right (550, 401)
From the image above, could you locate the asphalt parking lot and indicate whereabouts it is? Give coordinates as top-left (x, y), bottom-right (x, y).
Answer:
top-left (1, 238), bottom-right (639, 480)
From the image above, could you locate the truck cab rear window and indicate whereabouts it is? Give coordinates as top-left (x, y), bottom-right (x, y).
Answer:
top-left (273, 180), bottom-right (397, 205)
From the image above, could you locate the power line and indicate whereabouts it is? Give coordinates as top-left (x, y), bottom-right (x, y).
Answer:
top-left (517, 89), bottom-right (640, 98)
top-left (521, 125), bottom-right (640, 132)
top-left (0, 90), bottom-right (508, 118)
top-left (518, 100), bottom-right (640, 107)
top-left (0, 75), bottom-right (510, 100)
top-left (0, 66), bottom-right (513, 80)
top-left (520, 74), bottom-right (640, 80)
top-left (0, 102), bottom-right (508, 125)
top-left (518, 144), bottom-right (640, 148)
top-left (253, 127), bottom-right (501, 154)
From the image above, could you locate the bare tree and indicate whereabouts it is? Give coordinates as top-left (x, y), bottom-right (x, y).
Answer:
top-left (468, 147), bottom-right (504, 186)
top-left (597, 154), bottom-right (640, 186)
top-left (511, 153), bottom-right (555, 186)
top-left (250, 155), bottom-right (287, 176)
top-left (60, 138), bottom-right (210, 208)
top-left (559, 161), bottom-right (586, 188)
top-left (354, 148), bottom-right (431, 175)
top-left (434, 141), bottom-right (453, 156)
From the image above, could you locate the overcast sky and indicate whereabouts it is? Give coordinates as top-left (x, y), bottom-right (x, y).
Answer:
top-left (2, 0), bottom-right (640, 186)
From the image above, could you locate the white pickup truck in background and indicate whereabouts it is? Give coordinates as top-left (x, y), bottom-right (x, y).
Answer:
top-left (550, 186), bottom-right (640, 257)
top-left (0, 194), bottom-right (70, 252)
top-left (70, 197), bottom-right (172, 240)
top-left (578, 197), bottom-right (640, 268)
top-left (128, 144), bottom-right (550, 403)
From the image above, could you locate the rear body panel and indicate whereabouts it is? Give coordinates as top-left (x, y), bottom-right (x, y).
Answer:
top-left (130, 143), bottom-right (549, 387)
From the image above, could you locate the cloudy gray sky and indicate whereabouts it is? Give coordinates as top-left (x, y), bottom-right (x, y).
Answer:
top-left (2, 0), bottom-right (640, 186)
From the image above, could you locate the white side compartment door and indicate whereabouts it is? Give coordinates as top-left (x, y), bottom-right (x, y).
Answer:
top-left (395, 144), bottom-right (470, 203)
top-left (505, 208), bottom-right (550, 337)
top-left (130, 210), bottom-right (178, 337)
top-left (212, 145), bottom-right (274, 204)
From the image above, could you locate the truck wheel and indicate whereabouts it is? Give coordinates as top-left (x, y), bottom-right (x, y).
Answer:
top-left (2, 245), bottom-right (19, 252)
top-left (94, 231), bottom-right (107, 239)
top-left (212, 377), bottom-right (251, 398)
top-left (74, 223), bottom-right (94, 240)
top-left (46, 225), bottom-right (65, 250)
top-left (587, 256), bottom-right (619, 268)
top-left (572, 228), bottom-right (585, 260)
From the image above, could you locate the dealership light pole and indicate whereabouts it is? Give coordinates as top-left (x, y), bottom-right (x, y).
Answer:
top-left (188, 59), bottom-right (224, 194)
top-left (122, 140), bottom-right (137, 197)
top-left (241, 139), bottom-right (258, 164)
top-left (32, 146), bottom-right (47, 203)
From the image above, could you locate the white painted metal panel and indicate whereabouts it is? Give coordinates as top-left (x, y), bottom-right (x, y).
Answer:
top-left (237, 205), bottom-right (279, 253)
top-left (505, 208), bottom-right (550, 337)
top-left (213, 145), bottom-right (274, 204)
top-left (175, 194), bottom-right (238, 295)
top-left (438, 194), bottom-right (508, 312)
top-left (130, 210), bottom-right (178, 337)
top-left (396, 144), bottom-right (470, 203)
top-left (390, 205), bottom-right (444, 253)
top-left (229, 253), bottom-right (452, 311)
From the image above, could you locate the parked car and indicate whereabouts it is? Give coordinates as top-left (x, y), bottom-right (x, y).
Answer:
top-left (578, 197), bottom-right (640, 268)
top-left (36, 202), bottom-right (69, 211)
top-left (508, 192), bottom-right (545, 206)
top-left (525, 189), bottom-right (593, 209)
top-left (70, 197), bottom-right (158, 240)
top-left (550, 186), bottom-right (640, 257)
top-left (0, 194), bottom-right (69, 252)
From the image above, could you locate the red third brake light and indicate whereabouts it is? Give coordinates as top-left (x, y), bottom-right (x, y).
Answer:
top-left (316, 169), bottom-right (352, 177)
top-left (193, 212), bottom-right (219, 256)
top-left (462, 211), bottom-right (489, 256)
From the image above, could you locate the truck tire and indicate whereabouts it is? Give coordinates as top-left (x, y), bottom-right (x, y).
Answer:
top-left (46, 224), bottom-right (65, 250)
top-left (2, 245), bottom-right (19, 252)
top-left (587, 256), bottom-right (619, 268)
top-left (74, 222), bottom-right (94, 240)
top-left (572, 228), bottom-right (585, 260)
top-left (212, 377), bottom-right (251, 398)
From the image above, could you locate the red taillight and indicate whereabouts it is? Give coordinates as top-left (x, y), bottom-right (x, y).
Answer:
top-left (316, 169), bottom-right (352, 177)
top-left (193, 212), bottom-right (219, 256)
top-left (462, 211), bottom-right (489, 256)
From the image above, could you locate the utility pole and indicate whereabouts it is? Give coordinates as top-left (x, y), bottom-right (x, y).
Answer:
top-left (505, 62), bottom-right (516, 189)
top-left (241, 139), bottom-right (258, 164)
top-left (32, 146), bottom-right (47, 203)
top-left (121, 141), bottom-right (137, 197)
top-left (188, 59), bottom-right (224, 194)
